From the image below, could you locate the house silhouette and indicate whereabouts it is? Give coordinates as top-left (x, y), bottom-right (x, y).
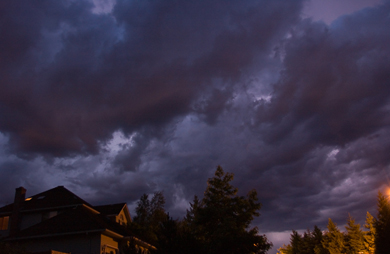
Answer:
top-left (0, 186), bottom-right (155, 254)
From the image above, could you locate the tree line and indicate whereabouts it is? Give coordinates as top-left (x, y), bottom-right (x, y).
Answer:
top-left (277, 191), bottom-right (390, 254)
top-left (124, 166), bottom-right (273, 254)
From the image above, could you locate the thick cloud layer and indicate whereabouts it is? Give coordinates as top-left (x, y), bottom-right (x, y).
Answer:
top-left (1, 0), bottom-right (390, 252)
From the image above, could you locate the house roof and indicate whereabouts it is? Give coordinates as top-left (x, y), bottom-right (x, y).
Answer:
top-left (0, 186), bottom-right (93, 215)
top-left (94, 203), bottom-right (127, 216)
top-left (7, 205), bottom-right (132, 240)
top-left (1, 186), bottom-right (154, 249)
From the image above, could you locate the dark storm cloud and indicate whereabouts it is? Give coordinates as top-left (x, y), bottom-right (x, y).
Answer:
top-left (247, 1), bottom-right (390, 232)
top-left (1, 0), bottom-right (390, 252)
top-left (0, 0), bottom-right (304, 158)
top-left (262, 5), bottom-right (390, 147)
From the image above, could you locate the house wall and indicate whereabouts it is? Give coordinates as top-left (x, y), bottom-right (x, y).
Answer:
top-left (15, 233), bottom-right (101, 254)
top-left (115, 210), bottom-right (129, 226)
top-left (101, 234), bottom-right (119, 254)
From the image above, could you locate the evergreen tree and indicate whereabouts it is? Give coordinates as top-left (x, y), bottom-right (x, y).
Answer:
top-left (290, 230), bottom-right (303, 254)
top-left (344, 214), bottom-right (364, 254)
top-left (134, 194), bottom-right (150, 225)
top-left (155, 214), bottom-right (181, 254)
top-left (374, 191), bottom-right (390, 254)
top-left (277, 226), bottom-right (328, 254)
top-left (322, 218), bottom-right (345, 254)
top-left (276, 231), bottom-right (302, 254)
top-left (132, 191), bottom-right (167, 245)
top-left (187, 166), bottom-right (272, 254)
top-left (312, 226), bottom-right (329, 254)
top-left (277, 244), bottom-right (293, 254)
top-left (363, 211), bottom-right (375, 254)
top-left (149, 192), bottom-right (167, 231)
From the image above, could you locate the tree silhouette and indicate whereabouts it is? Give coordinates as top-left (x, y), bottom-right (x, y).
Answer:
top-left (277, 226), bottom-right (328, 254)
top-left (374, 191), bottom-right (390, 254)
top-left (131, 191), bottom-right (167, 245)
top-left (186, 166), bottom-right (272, 254)
top-left (344, 214), bottom-right (364, 254)
top-left (363, 212), bottom-right (375, 254)
top-left (322, 218), bottom-right (345, 254)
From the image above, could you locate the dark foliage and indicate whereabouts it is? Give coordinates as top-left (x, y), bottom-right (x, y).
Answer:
top-left (131, 166), bottom-right (272, 254)
top-left (344, 214), bottom-right (365, 254)
top-left (279, 191), bottom-right (390, 254)
top-left (185, 166), bottom-right (272, 254)
top-left (277, 226), bottom-right (328, 254)
top-left (374, 191), bottom-right (390, 254)
top-left (131, 191), bottom-right (167, 246)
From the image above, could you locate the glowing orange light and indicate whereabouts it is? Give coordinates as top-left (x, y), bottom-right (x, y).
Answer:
top-left (386, 187), bottom-right (390, 197)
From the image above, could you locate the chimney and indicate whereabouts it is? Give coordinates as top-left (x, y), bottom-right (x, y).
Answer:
top-left (9, 187), bottom-right (26, 237)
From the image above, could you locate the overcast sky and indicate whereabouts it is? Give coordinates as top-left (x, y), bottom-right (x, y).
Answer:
top-left (0, 0), bottom-right (389, 252)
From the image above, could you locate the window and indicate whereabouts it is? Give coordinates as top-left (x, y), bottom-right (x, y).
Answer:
top-left (0, 216), bottom-right (9, 230)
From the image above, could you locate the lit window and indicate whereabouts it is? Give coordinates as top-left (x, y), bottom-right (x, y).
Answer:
top-left (0, 216), bottom-right (9, 230)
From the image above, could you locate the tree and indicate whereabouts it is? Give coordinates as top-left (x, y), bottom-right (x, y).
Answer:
top-left (154, 214), bottom-right (180, 254)
top-left (322, 218), bottom-right (345, 254)
top-left (276, 231), bottom-right (302, 254)
top-left (277, 244), bottom-right (293, 254)
top-left (312, 226), bottom-right (329, 254)
top-left (374, 191), bottom-right (390, 254)
top-left (277, 226), bottom-right (328, 254)
top-left (186, 166), bottom-right (272, 254)
top-left (363, 212), bottom-right (375, 254)
top-left (290, 230), bottom-right (303, 254)
top-left (344, 214), bottom-right (364, 254)
top-left (132, 191), bottom-right (167, 245)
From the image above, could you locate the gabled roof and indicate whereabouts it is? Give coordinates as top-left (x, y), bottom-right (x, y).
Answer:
top-left (1, 186), bottom-right (156, 251)
top-left (94, 203), bottom-right (127, 216)
top-left (0, 186), bottom-right (93, 214)
top-left (7, 205), bottom-right (132, 240)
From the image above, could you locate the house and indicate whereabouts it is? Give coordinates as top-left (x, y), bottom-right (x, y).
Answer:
top-left (0, 186), bottom-right (156, 254)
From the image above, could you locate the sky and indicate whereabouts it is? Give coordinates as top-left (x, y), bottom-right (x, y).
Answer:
top-left (0, 0), bottom-right (389, 252)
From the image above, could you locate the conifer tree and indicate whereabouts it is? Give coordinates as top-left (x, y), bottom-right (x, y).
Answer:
top-left (277, 226), bottom-right (328, 254)
top-left (186, 166), bottom-right (272, 254)
top-left (290, 230), bottom-right (303, 254)
top-left (313, 226), bottom-right (329, 254)
top-left (275, 231), bottom-right (302, 254)
top-left (374, 191), bottom-right (390, 254)
top-left (132, 191), bottom-right (167, 245)
top-left (304, 229), bottom-right (319, 254)
top-left (363, 212), bottom-right (375, 254)
top-left (322, 218), bottom-right (345, 254)
top-left (277, 244), bottom-right (292, 254)
top-left (344, 214), bottom-right (364, 254)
